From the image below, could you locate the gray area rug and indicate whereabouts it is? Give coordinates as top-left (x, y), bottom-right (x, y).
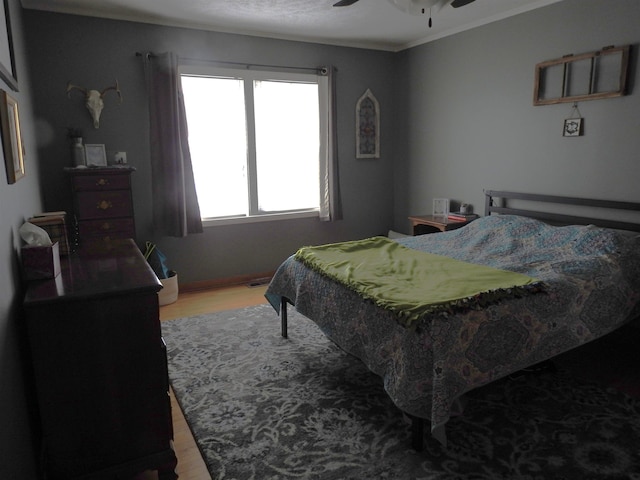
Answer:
top-left (161, 304), bottom-right (640, 479)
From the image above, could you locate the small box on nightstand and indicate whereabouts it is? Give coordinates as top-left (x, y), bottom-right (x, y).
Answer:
top-left (21, 242), bottom-right (61, 281)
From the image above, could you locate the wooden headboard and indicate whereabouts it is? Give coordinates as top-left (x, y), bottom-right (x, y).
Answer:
top-left (484, 190), bottom-right (640, 232)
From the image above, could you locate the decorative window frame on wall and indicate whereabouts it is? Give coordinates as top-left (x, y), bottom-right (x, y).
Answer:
top-left (356, 89), bottom-right (380, 159)
top-left (533, 45), bottom-right (630, 106)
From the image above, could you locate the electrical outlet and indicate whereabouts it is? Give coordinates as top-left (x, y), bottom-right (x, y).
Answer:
top-left (114, 152), bottom-right (127, 164)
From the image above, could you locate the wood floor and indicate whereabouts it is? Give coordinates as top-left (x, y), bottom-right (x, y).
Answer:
top-left (159, 284), bottom-right (269, 480)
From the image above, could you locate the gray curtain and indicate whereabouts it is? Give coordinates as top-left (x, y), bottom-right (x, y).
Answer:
top-left (142, 52), bottom-right (203, 237)
top-left (319, 65), bottom-right (343, 222)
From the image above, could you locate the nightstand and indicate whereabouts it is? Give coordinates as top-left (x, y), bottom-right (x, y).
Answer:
top-left (408, 214), bottom-right (474, 236)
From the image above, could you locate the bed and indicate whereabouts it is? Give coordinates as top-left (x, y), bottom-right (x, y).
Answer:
top-left (265, 190), bottom-right (640, 450)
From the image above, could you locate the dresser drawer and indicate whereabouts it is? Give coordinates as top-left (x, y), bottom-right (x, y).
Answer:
top-left (78, 218), bottom-right (135, 239)
top-left (76, 191), bottom-right (133, 220)
top-left (67, 167), bottom-right (137, 246)
top-left (72, 173), bottom-right (131, 192)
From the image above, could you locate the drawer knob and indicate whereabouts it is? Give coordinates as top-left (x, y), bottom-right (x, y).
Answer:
top-left (100, 222), bottom-right (112, 231)
top-left (97, 200), bottom-right (113, 210)
top-left (96, 178), bottom-right (109, 186)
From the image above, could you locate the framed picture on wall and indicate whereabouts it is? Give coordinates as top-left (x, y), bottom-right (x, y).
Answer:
top-left (563, 118), bottom-right (583, 137)
top-left (356, 89), bottom-right (380, 159)
top-left (1, 89), bottom-right (25, 183)
top-left (0, 0), bottom-right (18, 91)
top-left (85, 144), bottom-right (107, 166)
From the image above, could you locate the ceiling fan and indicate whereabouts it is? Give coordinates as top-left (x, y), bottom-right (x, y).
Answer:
top-left (333, 0), bottom-right (477, 26)
top-left (333, 0), bottom-right (475, 8)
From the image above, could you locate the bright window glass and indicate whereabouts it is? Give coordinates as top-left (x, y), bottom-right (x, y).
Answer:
top-left (254, 80), bottom-right (319, 212)
top-left (181, 68), bottom-right (321, 221)
top-left (181, 75), bottom-right (247, 218)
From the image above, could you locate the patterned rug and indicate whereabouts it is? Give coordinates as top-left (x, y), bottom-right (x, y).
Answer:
top-left (161, 304), bottom-right (640, 480)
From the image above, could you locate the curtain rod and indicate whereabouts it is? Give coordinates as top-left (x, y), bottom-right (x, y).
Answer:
top-left (135, 51), bottom-right (327, 74)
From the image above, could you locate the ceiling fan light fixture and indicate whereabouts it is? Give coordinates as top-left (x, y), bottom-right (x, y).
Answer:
top-left (387, 0), bottom-right (448, 16)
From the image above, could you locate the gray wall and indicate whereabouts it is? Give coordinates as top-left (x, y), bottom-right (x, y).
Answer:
top-left (23, 11), bottom-right (397, 284)
top-left (5, 0), bottom-right (640, 476)
top-left (393, 0), bottom-right (640, 232)
top-left (0, 0), bottom-right (43, 478)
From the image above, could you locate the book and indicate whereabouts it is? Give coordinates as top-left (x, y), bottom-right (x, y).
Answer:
top-left (448, 213), bottom-right (479, 222)
top-left (31, 211), bottom-right (67, 218)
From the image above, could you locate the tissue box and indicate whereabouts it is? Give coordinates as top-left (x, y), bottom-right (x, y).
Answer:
top-left (28, 212), bottom-right (71, 256)
top-left (22, 242), bottom-right (61, 281)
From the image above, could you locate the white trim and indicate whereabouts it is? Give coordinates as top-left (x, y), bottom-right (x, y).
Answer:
top-left (179, 65), bottom-right (318, 84)
top-left (202, 210), bottom-right (319, 227)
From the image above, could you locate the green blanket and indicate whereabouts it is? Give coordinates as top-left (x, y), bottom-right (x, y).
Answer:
top-left (294, 236), bottom-right (543, 328)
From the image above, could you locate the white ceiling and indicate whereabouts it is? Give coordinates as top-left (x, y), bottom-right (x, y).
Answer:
top-left (20, 0), bottom-right (563, 52)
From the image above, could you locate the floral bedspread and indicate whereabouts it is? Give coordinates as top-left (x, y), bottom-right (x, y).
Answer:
top-left (265, 215), bottom-right (640, 444)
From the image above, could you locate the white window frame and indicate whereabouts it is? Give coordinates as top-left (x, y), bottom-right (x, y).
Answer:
top-left (179, 65), bottom-right (328, 227)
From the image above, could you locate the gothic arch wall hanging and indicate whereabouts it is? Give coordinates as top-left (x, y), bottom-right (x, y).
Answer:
top-left (356, 89), bottom-right (380, 159)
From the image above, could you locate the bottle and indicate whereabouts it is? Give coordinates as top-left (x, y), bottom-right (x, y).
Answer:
top-left (71, 137), bottom-right (86, 167)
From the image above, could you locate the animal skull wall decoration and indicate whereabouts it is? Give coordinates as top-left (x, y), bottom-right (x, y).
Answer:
top-left (66, 80), bottom-right (122, 129)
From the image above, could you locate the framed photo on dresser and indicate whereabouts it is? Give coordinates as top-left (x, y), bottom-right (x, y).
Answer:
top-left (85, 144), bottom-right (107, 166)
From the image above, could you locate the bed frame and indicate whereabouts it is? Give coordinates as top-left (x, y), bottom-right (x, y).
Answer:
top-left (484, 190), bottom-right (640, 232)
top-left (278, 190), bottom-right (640, 451)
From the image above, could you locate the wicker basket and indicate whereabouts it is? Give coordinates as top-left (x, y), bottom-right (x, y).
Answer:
top-left (158, 271), bottom-right (178, 306)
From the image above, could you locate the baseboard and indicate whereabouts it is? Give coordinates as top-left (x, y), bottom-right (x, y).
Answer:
top-left (180, 271), bottom-right (275, 293)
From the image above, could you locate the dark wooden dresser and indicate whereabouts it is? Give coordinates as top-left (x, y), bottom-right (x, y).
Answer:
top-left (23, 239), bottom-right (177, 479)
top-left (66, 166), bottom-right (136, 245)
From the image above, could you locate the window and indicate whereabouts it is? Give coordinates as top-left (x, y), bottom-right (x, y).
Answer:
top-left (180, 66), bottom-right (327, 224)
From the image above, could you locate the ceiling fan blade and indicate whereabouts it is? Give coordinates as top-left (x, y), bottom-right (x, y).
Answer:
top-left (451, 0), bottom-right (475, 7)
top-left (333, 0), bottom-right (359, 6)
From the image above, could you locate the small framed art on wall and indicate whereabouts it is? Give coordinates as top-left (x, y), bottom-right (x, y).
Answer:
top-left (1, 89), bottom-right (24, 183)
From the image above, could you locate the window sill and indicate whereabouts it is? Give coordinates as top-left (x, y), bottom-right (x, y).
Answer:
top-left (202, 210), bottom-right (319, 227)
